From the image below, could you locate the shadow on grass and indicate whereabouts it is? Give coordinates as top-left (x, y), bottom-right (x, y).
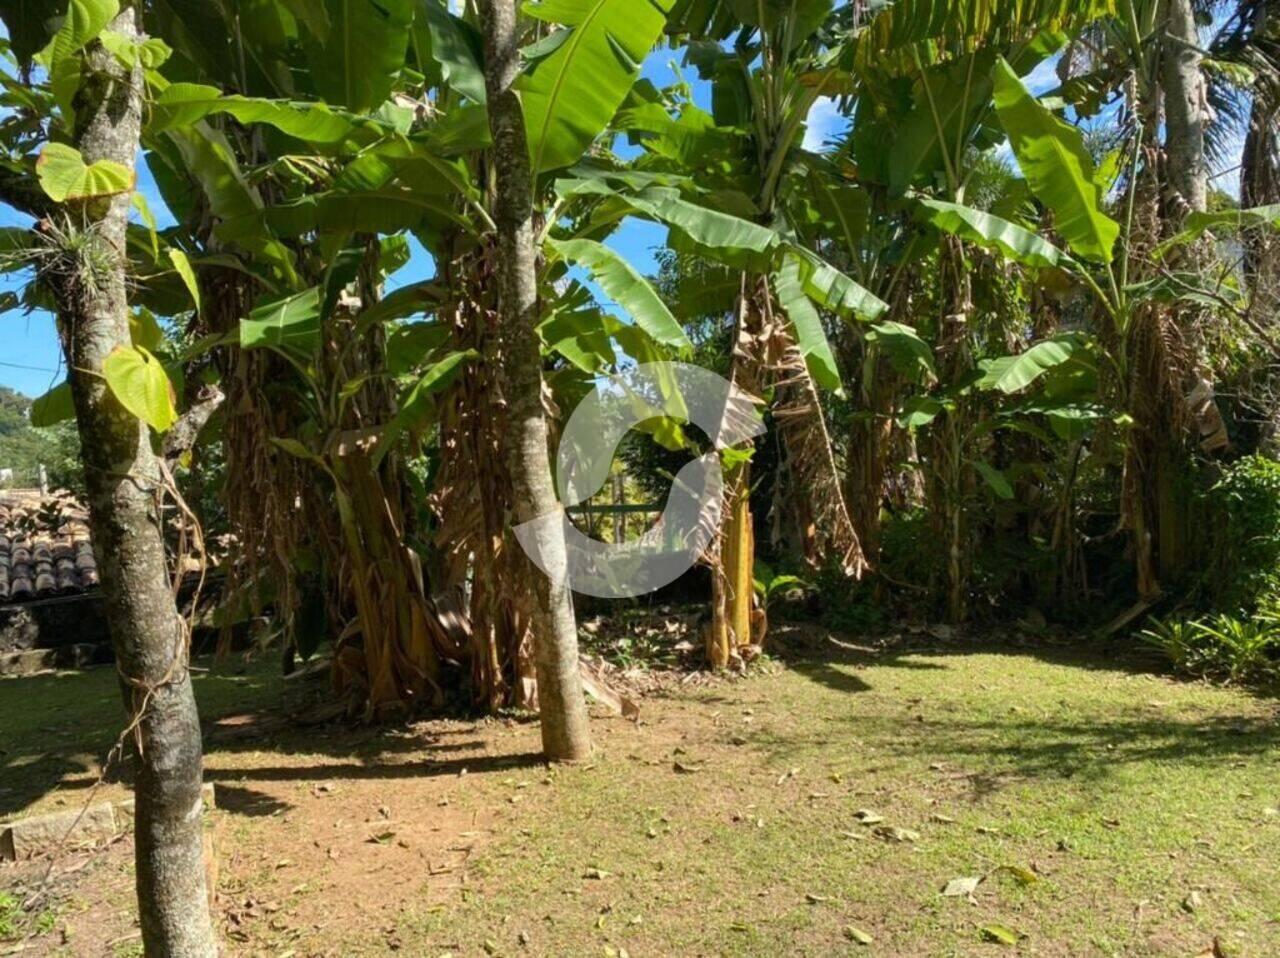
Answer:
top-left (0, 657), bottom-right (546, 819)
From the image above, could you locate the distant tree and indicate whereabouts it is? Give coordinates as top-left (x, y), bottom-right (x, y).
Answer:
top-left (0, 387), bottom-right (83, 491)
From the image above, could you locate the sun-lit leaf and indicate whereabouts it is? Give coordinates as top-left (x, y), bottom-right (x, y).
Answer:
top-left (976, 334), bottom-right (1089, 394)
top-left (793, 248), bottom-right (889, 322)
top-left (149, 84), bottom-right (357, 143)
top-left (548, 237), bottom-right (690, 349)
top-left (36, 143), bottom-right (133, 202)
top-left (102, 344), bottom-right (178, 433)
top-left (917, 199), bottom-right (1070, 270)
top-left (168, 249), bottom-right (202, 316)
top-left (773, 254), bottom-right (842, 391)
top-left (98, 29), bottom-right (171, 68)
top-left (979, 923), bottom-right (1023, 946)
top-left (993, 58), bottom-right (1118, 263)
top-left (520, 0), bottom-right (676, 173)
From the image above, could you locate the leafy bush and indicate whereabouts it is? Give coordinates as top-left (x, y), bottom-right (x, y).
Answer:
top-left (1140, 612), bottom-right (1280, 686)
top-left (0, 892), bottom-right (17, 940)
top-left (1208, 456), bottom-right (1280, 612)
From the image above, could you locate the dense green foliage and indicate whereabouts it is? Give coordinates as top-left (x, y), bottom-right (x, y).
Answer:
top-left (1208, 456), bottom-right (1280, 614)
top-left (0, 387), bottom-right (82, 492)
top-left (1, 0), bottom-right (1279, 693)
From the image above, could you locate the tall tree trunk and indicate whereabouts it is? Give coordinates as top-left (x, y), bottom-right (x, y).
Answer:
top-left (480, 0), bottom-right (591, 762)
top-left (1161, 0), bottom-right (1209, 218)
top-left (1127, 0), bottom-right (1210, 593)
top-left (46, 7), bottom-right (218, 955)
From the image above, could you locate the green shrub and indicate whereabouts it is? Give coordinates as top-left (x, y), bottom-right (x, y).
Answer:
top-left (1208, 456), bottom-right (1280, 612)
top-left (0, 892), bottom-right (17, 940)
top-left (1139, 611), bottom-right (1280, 686)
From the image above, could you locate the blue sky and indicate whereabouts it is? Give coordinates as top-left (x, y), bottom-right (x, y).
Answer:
top-left (0, 27), bottom-right (1245, 398)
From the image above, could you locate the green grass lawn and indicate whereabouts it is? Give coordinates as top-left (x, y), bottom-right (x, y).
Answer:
top-left (2, 630), bottom-right (1278, 956)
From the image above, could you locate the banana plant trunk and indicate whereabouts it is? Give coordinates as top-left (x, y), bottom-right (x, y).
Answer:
top-left (481, 0), bottom-right (591, 762)
top-left (708, 280), bottom-right (770, 668)
top-left (47, 7), bottom-right (217, 954)
top-left (930, 237), bottom-right (974, 623)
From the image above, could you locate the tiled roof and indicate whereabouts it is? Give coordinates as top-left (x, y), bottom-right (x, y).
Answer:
top-left (0, 491), bottom-right (98, 605)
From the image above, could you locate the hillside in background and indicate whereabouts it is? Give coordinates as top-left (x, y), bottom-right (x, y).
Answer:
top-left (0, 386), bottom-right (81, 492)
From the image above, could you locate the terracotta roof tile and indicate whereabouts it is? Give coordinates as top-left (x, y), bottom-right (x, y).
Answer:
top-left (0, 492), bottom-right (97, 605)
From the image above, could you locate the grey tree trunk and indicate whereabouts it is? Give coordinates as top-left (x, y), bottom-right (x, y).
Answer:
top-left (1161, 0), bottom-right (1209, 219)
top-left (479, 0), bottom-right (592, 762)
top-left (45, 7), bottom-right (218, 955)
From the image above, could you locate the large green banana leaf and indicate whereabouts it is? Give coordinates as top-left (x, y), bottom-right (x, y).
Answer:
top-left (520, 0), bottom-right (675, 174)
top-left (916, 198), bottom-right (1070, 270)
top-left (415, 0), bottom-right (487, 103)
top-left (773, 254), bottom-right (843, 391)
top-left (305, 0), bottom-right (413, 112)
top-left (992, 58), bottom-right (1118, 263)
top-left (149, 83), bottom-right (359, 143)
top-left (858, 0), bottom-right (1115, 56)
top-left (976, 333), bottom-right (1091, 393)
top-left (548, 237), bottom-right (692, 350)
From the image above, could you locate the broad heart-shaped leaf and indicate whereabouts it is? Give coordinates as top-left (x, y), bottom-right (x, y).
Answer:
top-left (520, 0), bottom-right (676, 173)
top-left (35, 0), bottom-right (118, 115)
top-left (30, 382), bottom-right (76, 427)
top-left (993, 58), bottom-right (1119, 263)
top-left (148, 84), bottom-right (357, 143)
top-left (36, 0), bottom-right (118, 68)
top-left (305, 0), bottom-right (413, 113)
top-left (103, 345), bottom-right (178, 433)
top-left (916, 199), bottom-right (1070, 270)
top-left (976, 333), bottom-right (1089, 394)
top-left (36, 143), bottom-right (133, 202)
top-left (773, 254), bottom-right (842, 391)
top-left (240, 288), bottom-right (322, 356)
top-left (98, 29), bottom-right (171, 68)
top-left (548, 237), bottom-right (690, 349)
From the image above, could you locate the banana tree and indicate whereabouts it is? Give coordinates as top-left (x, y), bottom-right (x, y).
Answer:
top-left (917, 58), bottom-right (1275, 601)
top-left (126, 0), bottom-right (694, 722)
top-left (829, 0), bottom-right (1115, 618)
top-left (609, 0), bottom-right (897, 667)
